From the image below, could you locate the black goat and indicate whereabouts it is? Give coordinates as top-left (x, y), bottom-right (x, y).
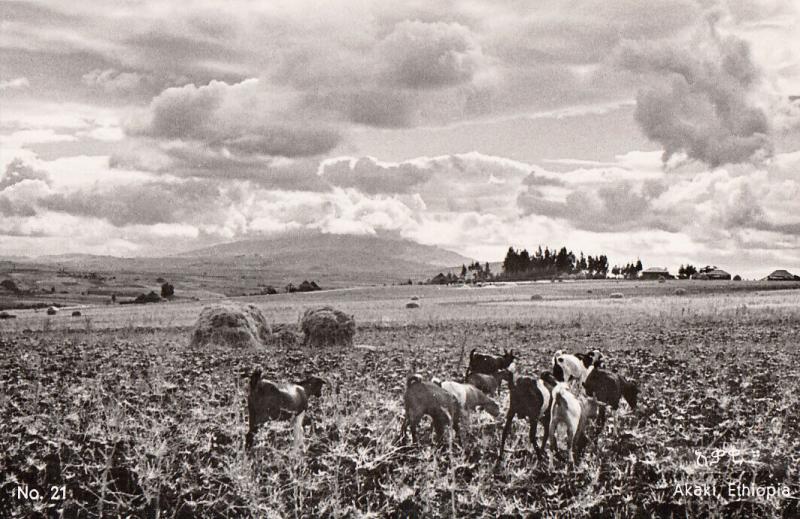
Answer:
top-left (582, 365), bottom-right (638, 433)
top-left (498, 371), bottom-right (558, 463)
top-left (466, 348), bottom-right (515, 378)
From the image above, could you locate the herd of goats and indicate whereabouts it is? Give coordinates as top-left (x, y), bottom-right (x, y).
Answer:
top-left (243, 348), bottom-right (639, 465)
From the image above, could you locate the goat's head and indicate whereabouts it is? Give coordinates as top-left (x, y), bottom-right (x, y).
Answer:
top-left (482, 398), bottom-right (501, 417)
top-left (501, 349), bottom-right (515, 368)
top-left (582, 396), bottom-right (601, 419)
top-left (299, 376), bottom-right (326, 398)
top-left (407, 373), bottom-right (424, 387)
top-left (496, 368), bottom-right (514, 386)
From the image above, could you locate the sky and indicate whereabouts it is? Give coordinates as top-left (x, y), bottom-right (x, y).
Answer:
top-left (1, 0), bottom-right (800, 278)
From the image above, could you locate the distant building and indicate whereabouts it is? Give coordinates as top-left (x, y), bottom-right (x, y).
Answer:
top-left (763, 269), bottom-right (797, 281)
top-left (640, 267), bottom-right (673, 280)
top-left (695, 269), bottom-right (731, 280)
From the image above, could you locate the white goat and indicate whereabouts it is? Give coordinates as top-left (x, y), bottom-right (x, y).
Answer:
top-left (548, 383), bottom-right (599, 464)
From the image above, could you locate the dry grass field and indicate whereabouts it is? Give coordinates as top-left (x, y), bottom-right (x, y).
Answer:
top-left (2, 280), bottom-right (799, 517)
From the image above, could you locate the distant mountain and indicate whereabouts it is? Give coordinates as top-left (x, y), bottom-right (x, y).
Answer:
top-left (179, 232), bottom-right (469, 266)
top-left (22, 232), bottom-right (474, 287)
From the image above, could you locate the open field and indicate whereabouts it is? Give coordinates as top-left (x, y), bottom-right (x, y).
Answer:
top-left (2, 281), bottom-right (799, 517)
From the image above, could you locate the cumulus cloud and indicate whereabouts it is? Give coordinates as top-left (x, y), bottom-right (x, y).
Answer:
top-left (618, 22), bottom-right (773, 167)
top-left (320, 157), bottom-right (433, 194)
top-left (127, 79), bottom-right (341, 159)
top-left (82, 68), bottom-right (148, 94)
top-left (378, 20), bottom-right (484, 89)
top-left (0, 159), bottom-right (52, 217)
top-left (0, 159), bottom-right (51, 191)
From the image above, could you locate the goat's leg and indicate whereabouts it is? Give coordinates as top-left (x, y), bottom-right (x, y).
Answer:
top-left (597, 405), bottom-right (607, 431)
top-left (528, 415), bottom-right (539, 458)
top-left (453, 408), bottom-right (466, 449)
top-left (548, 417), bottom-right (559, 452)
top-left (538, 407), bottom-right (551, 458)
top-left (293, 412), bottom-right (306, 452)
top-left (408, 412), bottom-right (421, 445)
top-left (498, 411), bottom-right (515, 462)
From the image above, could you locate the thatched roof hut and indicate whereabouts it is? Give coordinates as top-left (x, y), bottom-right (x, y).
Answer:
top-left (764, 269), bottom-right (797, 281)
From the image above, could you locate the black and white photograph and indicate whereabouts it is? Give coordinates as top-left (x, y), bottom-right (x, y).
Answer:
top-left (1, 0), bottom-right (799, 517)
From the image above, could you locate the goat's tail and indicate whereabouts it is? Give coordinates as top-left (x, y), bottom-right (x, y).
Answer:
top-left (248, 368), bottom-right (263, 390)
top-left (620, 376), bottom-right (639, 410)
top-left (464, 348), bottom-right (478, 379)
top-left (540, 371), bottom-right (558, 389)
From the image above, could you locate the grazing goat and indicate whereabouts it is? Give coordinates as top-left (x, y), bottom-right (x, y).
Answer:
top-left (245, 368), bottom-right (326, 450)
top-left (466, 348), bottom-right (515, 378)
top-left (465, 369), bottom-right (513, 397)
top-left (439, 380), bottom-right (501, 418)
top-left (548, 383), bottom-right (599, 464)
top-left (498, 371), bottom-right (559, 462)
top-left (582, 365), bottom-right (638, 434)
top-left (402, 374), bottom-right (464, 446)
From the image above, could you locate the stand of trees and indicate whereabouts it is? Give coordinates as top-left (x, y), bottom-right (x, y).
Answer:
top-left (459, 261), bottom-right (493, 281)
top-left (611, 259), bottom-right (643, 279)
top-left (501, 246), bottom-right (608, 280)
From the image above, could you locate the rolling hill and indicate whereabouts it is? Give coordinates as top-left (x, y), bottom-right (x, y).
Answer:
top-left (16, 232), bottom-right (474, 289)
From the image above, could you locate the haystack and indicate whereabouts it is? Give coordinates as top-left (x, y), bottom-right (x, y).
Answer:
top-left (46, 306), bottom-right (59, 315)
top-left (301, 306), bottom-right (355, 348)
top-left (675, 288), bottom-right (686, 295)
top-left (406, 301), bottom-right (420, 309)
top-left (530, 294), bottom-right (544, 300)
top-left (609, 293), bottom-right (624, 299)
top-left (190, 303), bottom-right (272, 348)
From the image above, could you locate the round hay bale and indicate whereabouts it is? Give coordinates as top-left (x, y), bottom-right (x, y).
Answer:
top-left (410, 296), bottom-right (420, 301)
top-left (675, 288), bottom-right (686, 295)
top-left (530, 294), bottom-right (544, 300)
top-left (406, 301), bottom-right (420, 309)
top-left (658, 276), bottom-right (666, 283)
top-left (609, 293), bottom-right (624, 299)
top-left (301, 306), bottom-right (355, 348)
top-left (190, 303), bottom-right (272, 348)
top-left (587, 289), bottom-right (593, 294)
top-left (46, 306), bottom-right (59, 315)
top-left (71, 310), bottom-right (82, 317)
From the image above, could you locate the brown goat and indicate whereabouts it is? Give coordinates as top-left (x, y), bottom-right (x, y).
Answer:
top-left (465, 369), bottom-right (513, 397)
top-left (245, 368), bottom-right (326, 450)
top-left (402, 374), bottom-right (464, 447)
top-left (498, 371), bottom-right (558, 463)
